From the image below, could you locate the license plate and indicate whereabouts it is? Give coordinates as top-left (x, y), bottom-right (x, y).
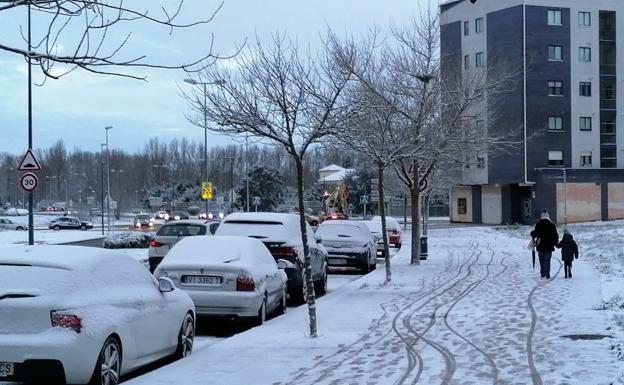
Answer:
top-left (331, 259), bottom-right (347, 265)
top-left (0, 362), bottom-right (14, 377)
top-left (182, 275), bottom-right (222, 285)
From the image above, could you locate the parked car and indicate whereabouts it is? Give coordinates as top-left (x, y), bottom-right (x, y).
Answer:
top-left (216, 212), bottom-right (328, 303)
top-left (361, 220), bottom-right (387, 258)
top-left (0, 218), bottom-right (28, 231)
top-left (4, 208), bottom-right (27, 216)
top-left (315, 220), bottom-right (377, 272)
top-left (371, 216), bottom-right (403, 247)
top-left (48, 216), bottom-right (93, 231)
top-left (155, 236), bottom-right (287, 324)
top-left (0, 245), bottom-right (195, 385)
top-left (133, 213), bottom-right (155, 229)
top-left (148, 220), bottom-right (218, 272)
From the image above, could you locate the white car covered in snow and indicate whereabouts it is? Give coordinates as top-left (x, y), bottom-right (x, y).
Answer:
top-left (0, 245), bottom-right (195, 385)
top-left (216, 212), bottom-right (328, 303)
top-left (0, 218), bottom-right (28, 231)
top-left (315, 220), bottom-right (377, 272)
top-left (154, 236), bottom-right (287, 324)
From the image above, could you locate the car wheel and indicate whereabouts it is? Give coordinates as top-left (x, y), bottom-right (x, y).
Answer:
top-left (15, 226), bottom-right (23, 231)
top-left (174, 313), bottom-right (195, 359)
top-left (53, 225), bottom-right (60, 231)
top-left (81, 224), bottom-right (87, 231)
top-left (314, 263), bottom-right (328, 296)
top-left (310, 220), bottom-right (318, 227)
top-left (90, 336), bottom-right (122, 385)
top-left (251, 297), bottom-right (267, 326)
top-left (370, 261), bottom-right (377, 271)
top-left (397, 242), bottom-right (402, 248)
top-left (275, 289), bottom-right (287, 316)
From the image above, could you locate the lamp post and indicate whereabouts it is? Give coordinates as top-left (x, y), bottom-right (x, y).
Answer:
top-left (100, 143), bottom-right (106, 235)
top-left (184, 78), bottom-right (225, 216)
top-left (104, 126), bottom-right (113, 232)
top-left (245, 132), bottom-right (250, 211)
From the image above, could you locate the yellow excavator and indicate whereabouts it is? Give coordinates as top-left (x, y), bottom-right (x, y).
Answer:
top-left (323, 182), bottom-right (349, 219)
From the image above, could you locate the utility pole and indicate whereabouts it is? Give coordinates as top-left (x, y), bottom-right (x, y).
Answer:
top-left (100, 144), bottom-right (106, 236)
top-left (27, 3), bottom-right (34, 246)
top-left (105, 126), bottom-right (112, 232)
top-left (245, 132), bottom-right (250, 212)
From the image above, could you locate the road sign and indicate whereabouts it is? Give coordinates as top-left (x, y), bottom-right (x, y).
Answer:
top-left (20, 172), bottom-right (38, 192)
top-left (18, 149), bottom-right (41, 171)
top-left (418, 178), bottom-right (428, 192)
top-left (359, 195), bottom-right (369, 205)
top-left (252, 196), bottom-right (261, 206)
top-left (201, 182), bottom-right (213, 200)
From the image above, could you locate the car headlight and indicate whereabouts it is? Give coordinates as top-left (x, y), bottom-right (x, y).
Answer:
top-left (164, 214), bottom-right (169, 221)
top-left (174, 216), bottom-right (180, 221)
top-left (218, 213), bottom-right (224, 219)
top-left (208, 213), bottom-right (213, 219)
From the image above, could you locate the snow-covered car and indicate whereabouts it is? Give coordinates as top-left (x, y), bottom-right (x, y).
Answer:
top-left (48, 216), bottom-right (93, 231)
top-left (0, 245), bottom-right (195, 385)
top-left (4, 208), bottom-right (28, 216)
top-left (0, 218), bottom-right (28, 231)
top-left (371, 216), bottom-right (403, 247)
top-left (133, 213), bottom-right (155, 229)
top-left (155, 236), bottom-right (287, 324)
top-left (155, 210), bottom-right (169, 221)
top-left (216, 212), bottom-right (328, 303)
top-left (168, 211), bottom-right (190, 221)
top-left (315, 220), bottom-right (377, 272)
top-left (148, 220), bottom-right (217, 272)
top-left (361, 220), bottom-right (387, 258)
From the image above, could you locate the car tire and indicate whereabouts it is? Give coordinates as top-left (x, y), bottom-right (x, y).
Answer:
top-left (174, 313), bottom-right (195, 359)
top-left (314, 263), bottom-right (328, 296)
top-left (397, 242), bottom-right (402, 248)
top-left (15, 226), bottom-right (23, 231)
top-left (90, 336), bottom-right (122, 385)
top-left (252, 297), bottom-right (267, 326)
top-left (81, 224), bottom-right (87, 231)
top-left (53, 225), bottom-right (60, 231)
top-left (310, 220), bottom-right (318, 227)
top-left (275, 289), bottom-right (287, 316)
top-left (370, 261), bottom-right (377, 271)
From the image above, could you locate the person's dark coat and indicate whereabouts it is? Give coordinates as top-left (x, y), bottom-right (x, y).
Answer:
top-left (530, 219), bottom-right (559, 252)
top-left (556, 233), bottom-right (579, 262)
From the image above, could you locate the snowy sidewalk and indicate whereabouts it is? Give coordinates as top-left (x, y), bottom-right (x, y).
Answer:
top-left (127, 227), bottom-right (618, 385)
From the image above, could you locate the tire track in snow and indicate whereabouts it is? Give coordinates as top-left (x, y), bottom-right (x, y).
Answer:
top-left (526, 258), bottom-right (563, 385)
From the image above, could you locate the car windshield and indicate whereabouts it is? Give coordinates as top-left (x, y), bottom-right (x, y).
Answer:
top-left (157, 224), bottom-right (207, 237)
top-left (317, 224), bottom-right (362, 238)
top-left (136, 215), bottom-right (150, 220)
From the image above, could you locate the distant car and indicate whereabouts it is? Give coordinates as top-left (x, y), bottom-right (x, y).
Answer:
top-left (315, 220), bottom-right (377, 273)
top-left (361, 220), bottom-right (387, 258)
top-left (0, 218), bottom-right (28, 231)
top-left (371, 216), bottom-right (402, 248)
top-left (155, 210), bottom-right (169, 220)
top-left (88, 208), bottom-right (101, 217)
top-left (305, 213), bottom-right (320, 227)
top-left (148, 220), bottom-right (217, 273)
top-left (155, 236), bottom-right (287, 324)
top-left (48, 217), bottom-right (93, 231)
top-left (0, 245), bottom-right (195, 385)
top-left (134, 213), bottom-right (155, 229)
top-left (216, 212), bottom-right (328, 303)
top-left (168, 211), bottom-right (190, 221)
top-left (324, 210), bottom-right (346, 221)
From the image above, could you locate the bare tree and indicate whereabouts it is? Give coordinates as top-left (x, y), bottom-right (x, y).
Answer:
top-left (183, 35), bottom-right (352, 338)
top-left (1, 0), bottom-right (224, 80)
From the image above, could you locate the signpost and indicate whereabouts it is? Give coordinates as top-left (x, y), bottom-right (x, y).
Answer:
top-left (18, 149), bottom-right (42, 171)
top-left (201, 182), bottom-right (213, 200)
top-left (360, 195), bottom-right (369, 218)
top-left (370, 179), bottom-right (379, 203)
top-left (20, 172), bottom-right (38, 192)
top-left (252, 196), bottom-right (261, 212)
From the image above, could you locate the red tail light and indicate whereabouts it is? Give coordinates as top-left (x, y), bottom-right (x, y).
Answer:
top-left (51, 311), bottom-right (82, 333)
top-left (149, 240), bottom-right (162, 248)
top-left (236, 275), bottom-right (255, 291)
top-left (269, 246), bottom-right (295, 256)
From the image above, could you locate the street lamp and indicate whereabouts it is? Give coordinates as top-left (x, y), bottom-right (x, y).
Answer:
top-left (104, 126), bottom-right (113, 232)
top-left (100, 143), bottom-right (107, 235)
top-left (184, 78), bottom-right (226, 216)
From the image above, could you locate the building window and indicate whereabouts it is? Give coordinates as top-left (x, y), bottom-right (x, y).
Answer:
top-left (579, 47), bottom-right (591, 62)
top-left (579, 11), bottom-right (591, 27)
top-left (548, 45), bottom-right (562, 61)
top-left (548, 150), bottom-right (564, 166)
top-left (579, 82), bottom-right (592, 97)
top-left (475, 52), bottom-right (485, 67)
top-left (457, 198), bottom-right (467, 215)
top-left (548, 116), bottom-right (563, 130)
top-left (580, 152), bottom-right (592, 167)
top-left (464, 55), bottom-right (470, 70)
top-left (475, 17), bottom-right (484, 33)
top-left (464, 21), bottom-right (469, 36)
top-left (548, 10), bottom-right (562, 26)
top-left (580, 117), bottom-right (592, 131)
top-left (477, 157), bottom-right (485, 169)
top-left (548, 81), bottom-right (563, 96)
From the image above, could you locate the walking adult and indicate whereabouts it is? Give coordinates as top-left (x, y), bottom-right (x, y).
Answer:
top-left (530, 209), bottom-right (559, 279)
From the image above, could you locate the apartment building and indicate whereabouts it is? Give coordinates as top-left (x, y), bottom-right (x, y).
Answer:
top-left (441, 0), bottom-right (624, 224)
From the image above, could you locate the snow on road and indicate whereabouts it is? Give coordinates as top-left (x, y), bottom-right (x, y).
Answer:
top-left (125, 226), bottom-right (619, 385)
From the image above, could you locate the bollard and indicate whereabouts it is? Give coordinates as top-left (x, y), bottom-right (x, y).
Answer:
top-left (420, 236), bottom-right (428, 260)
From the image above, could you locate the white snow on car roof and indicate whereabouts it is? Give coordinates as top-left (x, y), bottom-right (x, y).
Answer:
top-left (0, 244), bottom-right (123, 271)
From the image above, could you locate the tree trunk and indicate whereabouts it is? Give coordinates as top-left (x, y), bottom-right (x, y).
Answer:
top-left (377, 164), bottom-right (391, 282)
top-left (295, 157), bottom-right (318, 338)
top-left (410, 181), bottom-right (421, 265)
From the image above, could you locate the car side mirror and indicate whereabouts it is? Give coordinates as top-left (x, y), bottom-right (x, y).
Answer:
top-left (277, 259), bottom-right (295, 270)
top-left (158, 277), bottom-right (175, 293)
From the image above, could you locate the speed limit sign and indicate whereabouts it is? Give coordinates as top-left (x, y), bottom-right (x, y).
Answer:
top-left (20, 172), bottom-right (38, 192)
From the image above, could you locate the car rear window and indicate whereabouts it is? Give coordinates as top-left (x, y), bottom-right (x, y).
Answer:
top-left (0, 265), bottom-right (75, 293)
top-left (136, 215), bottom-right (150, 220)
top-left (317, 224), bottom-right (362, 237)
top-left (218, 220), bottom-right (289, 240)
top-left (157, 224), bottom-right (207, 236)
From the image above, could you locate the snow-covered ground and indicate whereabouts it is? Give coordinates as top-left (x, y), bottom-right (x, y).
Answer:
top-left (124, 225), bottom-right (621, 385)
top-left (0, 229), bottom-right (104, 245)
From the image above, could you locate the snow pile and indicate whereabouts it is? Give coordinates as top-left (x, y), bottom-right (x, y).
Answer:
top-left (103, 231), bottom-right (154, 249)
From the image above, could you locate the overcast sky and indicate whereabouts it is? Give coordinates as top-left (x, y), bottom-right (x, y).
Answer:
top-left (0, 0), bottom-right (433, 154)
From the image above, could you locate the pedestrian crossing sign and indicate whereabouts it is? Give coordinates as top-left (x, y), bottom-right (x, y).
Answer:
top-left (201, 182), bottom-right (213, 200)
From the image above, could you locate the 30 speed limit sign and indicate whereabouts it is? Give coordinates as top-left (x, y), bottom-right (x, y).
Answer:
top-left (20, 172), bottom-right (38, 192)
